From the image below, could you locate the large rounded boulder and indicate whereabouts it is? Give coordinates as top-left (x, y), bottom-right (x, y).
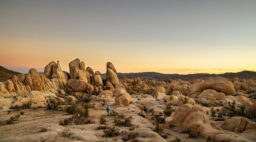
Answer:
top-left (114, 88), bottom-right (132, 106)
top-left (201, 77), bottom-right (236, 95)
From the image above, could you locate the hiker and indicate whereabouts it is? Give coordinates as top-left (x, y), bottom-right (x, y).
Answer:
top-left (106, 105), bottom-right (110, 116)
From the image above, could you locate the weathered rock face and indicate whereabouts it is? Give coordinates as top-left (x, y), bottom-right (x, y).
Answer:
top-left (114, 88), bottom-right (132, 106)
top-left (78, 70), bottom-right (89, 82)
top-left (225, 95), bottom-right (253, 113)
top-left (201, 77), bottom-right (236, 95)
top-left (94, 71), bottom-right (103, 87)
top-left (106, 68), bottom-right (119, 88)
top-left (24, 68), bottom-right (55, 91)
top-left (170, 104), bottom-right (213, 137)
top-left (0, 91), bottom-right (57, 109)
top-left (86, 67), bottom-right (94, 75)
top-left (188, 81), bottom-right (203, 96)
top-left (44, 61), bottom-right (68, 88)
top-left (67, 79), bottom-right (88, 92)
top-left (197, 89), bottom-right (226, 106)
top-left (221, 117), bottom-right (256, 132)
top-left (69, 58), bottom-right (82, 79)
top-left (106, 62), bottom-right (117, 73)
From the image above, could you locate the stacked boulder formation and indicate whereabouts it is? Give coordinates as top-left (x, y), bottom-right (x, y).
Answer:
top-left (0, 58), bottom-right (124, 109)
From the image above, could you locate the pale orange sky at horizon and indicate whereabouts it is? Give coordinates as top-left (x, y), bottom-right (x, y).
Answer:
top-left (1, 0), bottom-right (256, 74)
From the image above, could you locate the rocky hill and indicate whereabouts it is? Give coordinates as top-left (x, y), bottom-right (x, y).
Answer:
top-left (0, 66), bottom-right (20, 82)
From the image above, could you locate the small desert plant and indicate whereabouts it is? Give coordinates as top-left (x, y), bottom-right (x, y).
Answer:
top-left (154, 125), bottom-right (164, 133)
top-left (122, 132), bottom-right (139, 141)
top-left (6, 114), bottom-right (20, 125)
top-left (96, 125), bottom-right (107, 130)
top-left (82, 95), bottom-right (91, 103)
top-left (103, 127), bottom-right (120, 137)
top-left (59, 117), bottom-right (73, 126)
top-left (114, 115), bottom-right (132, 127)
top-left (47, 99), bottom-right (61, 110)
top-left (20, 111), bottom-right (24, 115)
top-left (211, 108), bottom-right (216, 117)
top-left (164, 104), bottom-right (173, 117)
top-left (228, 100), bottom-right (236, 112)
top-left (100, 116), bottom-right (106, 124)
top-left (183, 97), bottom-right (188, 104)
top-left (22, 101), bottom-right (32, 109)
top-left (61, 130), bottom-right (73, 137)
top-left (239, 105), bottom-right (245, 116)
top-left (84, 103), bottom-right (91, 117)
top-left (154, 114), bottom-right (164, 133)
top-left (65, 103), bottom-right (77, 114)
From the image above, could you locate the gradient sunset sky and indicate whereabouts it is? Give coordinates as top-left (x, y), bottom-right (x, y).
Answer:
top-left (0, 0), bottom-right (256, 74)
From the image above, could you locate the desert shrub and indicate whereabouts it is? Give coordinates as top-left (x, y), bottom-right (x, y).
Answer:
top-left (61, 130), bottom-right (73, 137)
top-left (22, 101), bottom-right (32, 109)
top-left (40, 137), bottom-right (46, 142)
top-left (211, 108), bottom-right (216, 117)
top-left (154, 114), bottom-right (164, 133)
top-left (20, 111), bottom-right (24, 115)
top-left (228, 101), bottom-right (236, 112)
top-left (114, 115), bottom-right (132, 127)
top-left (82, 95), bottom-right (91, 103)
top-left (47, 99), bottom-right (61, 110)
top-left (65, 103), bottom-right (77, 114)
top-left (73, 116), bottom-right (93, 125)
top-left (239, 105), bottom-right (245, 116)
top-left (154, 125), bottom-right (164, 133)
top-left (122, 132), bottom-right (139, 141)
top-left (96, 125), bottom-right (107, 130)
top-left (164, 104), bottom-right (173, 117)
top-left (83, 103), bottom-right (91, 117)
top-left (59, 117), bottom-right (73, 126)
top-left (103, 127), bottom-right (120, 137)
top-left (100, 116), bottom-right (106, 124)
top-left (6, 114), bottom-right (20, 125)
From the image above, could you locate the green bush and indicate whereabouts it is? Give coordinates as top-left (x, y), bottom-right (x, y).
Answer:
top-left (65, 103), bottom-right (77, 114)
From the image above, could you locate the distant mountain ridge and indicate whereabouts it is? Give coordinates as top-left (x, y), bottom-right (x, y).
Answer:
top-left (0, 66), bottom-right (21, 82)
top-left (117, 71), bottom-right (256, 81)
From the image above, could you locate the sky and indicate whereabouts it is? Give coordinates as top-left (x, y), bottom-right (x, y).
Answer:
top-left (0, 0), bottom-right (256, 74)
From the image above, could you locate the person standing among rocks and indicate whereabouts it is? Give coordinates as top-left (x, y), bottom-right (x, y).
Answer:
top-left (106, 105), bottom-right (110, 116)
